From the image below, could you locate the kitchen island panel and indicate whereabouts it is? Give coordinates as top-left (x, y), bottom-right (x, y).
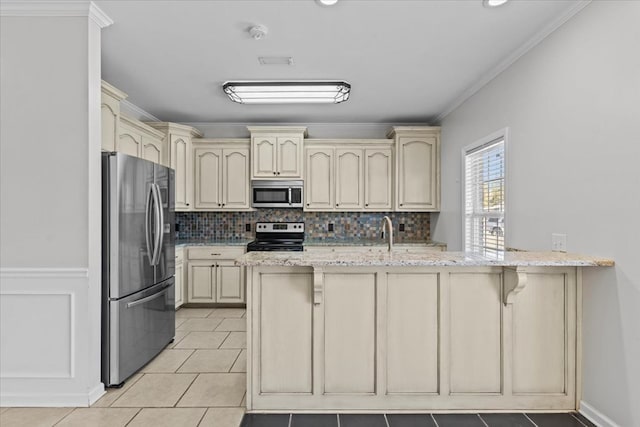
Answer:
top-left (449, 272), bottom-right (503, 394)
top-left (258, 272), bottom-right (314, 394)
top-left (324, 273), bottom-right (377, 394)
top-left (386, 273), bottom-right (439, 394)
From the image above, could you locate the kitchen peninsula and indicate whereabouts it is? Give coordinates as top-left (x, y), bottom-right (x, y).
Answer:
top-left (236, 250), bottom-right (613, 412)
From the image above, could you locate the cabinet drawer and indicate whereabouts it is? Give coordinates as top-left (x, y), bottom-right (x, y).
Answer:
top-left (187, 246), bottom-right (245, 260)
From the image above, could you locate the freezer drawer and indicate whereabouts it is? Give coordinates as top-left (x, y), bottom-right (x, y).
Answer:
top-left (103, 278), bottom-right (175, 386)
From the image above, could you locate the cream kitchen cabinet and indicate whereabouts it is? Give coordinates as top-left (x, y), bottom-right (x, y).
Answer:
top-left (248, 127), bottom-right (307, 179)
top-left (305, 142), bottom-right (393, 212)
top-left (193, 141), bottom-right (251, 211)
top-left (101, 81), bottom-right (127, 152)
top-left (175, 247), bottom-right (185, 309)
top-left (305, 147), bottom-right (334, 210)
top-left (186, 246), bottom-right (246, 304)
top-left (389, 127), bottom-right (440, 211)
top-left (118, 114), bottom-right (167, 165)
top-left (147, 123), bottom-right (203, 211)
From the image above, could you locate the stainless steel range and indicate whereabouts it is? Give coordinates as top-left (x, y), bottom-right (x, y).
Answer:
top-left (247, 222), bottom-right (305, 252)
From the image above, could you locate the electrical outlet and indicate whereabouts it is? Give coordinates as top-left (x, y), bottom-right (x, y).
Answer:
top-left (552, 233), bottom-right (567, 252)
top-left (328, 223), bottom-right (334, 232)
top-left (399, 223), bottom-right (405, 232)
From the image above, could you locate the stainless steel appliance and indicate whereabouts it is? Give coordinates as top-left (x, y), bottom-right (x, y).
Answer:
top-left (101, 152), bottom-right (175, 387)
top-left (251, 180), bottom-right (303, 208)
top-left (247, 222), bottom-right (305, 252)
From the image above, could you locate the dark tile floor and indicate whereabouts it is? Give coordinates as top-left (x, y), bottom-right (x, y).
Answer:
top-left (241, 412), bottom-right (596, 427)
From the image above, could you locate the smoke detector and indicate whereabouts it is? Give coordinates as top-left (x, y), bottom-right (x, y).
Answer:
top-left (249, 25), bottom-right (268, 40)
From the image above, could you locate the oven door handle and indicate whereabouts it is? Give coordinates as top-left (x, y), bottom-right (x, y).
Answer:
top-left (288, 187), bottom-right (292, 205)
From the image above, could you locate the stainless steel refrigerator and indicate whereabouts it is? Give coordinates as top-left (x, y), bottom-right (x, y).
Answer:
top-left (101, 152), bottom-right (175, 387)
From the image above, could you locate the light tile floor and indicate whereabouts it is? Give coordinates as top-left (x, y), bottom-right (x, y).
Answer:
top-left (0, 308), bottom-right (247, 427)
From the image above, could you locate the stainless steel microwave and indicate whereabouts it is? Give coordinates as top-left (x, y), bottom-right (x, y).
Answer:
top-left (251, 180), bottom-right (304, 208)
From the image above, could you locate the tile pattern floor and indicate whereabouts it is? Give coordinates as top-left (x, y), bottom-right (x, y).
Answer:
top-left (0, 308), bottom-right (247, 427)
top-left (241, 412), bottom-right (597, 427)
top-left (1, 307), bottom-right (598, 427)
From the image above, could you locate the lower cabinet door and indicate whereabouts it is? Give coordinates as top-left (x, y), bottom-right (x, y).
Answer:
top-left (187, 261), bottom-right (216, 303)
top-left (216, 262), bottom-right (245, 303)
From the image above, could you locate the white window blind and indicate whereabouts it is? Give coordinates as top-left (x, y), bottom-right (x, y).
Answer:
top-left (464, 138), bottom-right (505, 255)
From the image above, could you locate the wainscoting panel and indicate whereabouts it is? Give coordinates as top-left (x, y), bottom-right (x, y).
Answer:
top-left (0, 268), bottom-right (104, 407)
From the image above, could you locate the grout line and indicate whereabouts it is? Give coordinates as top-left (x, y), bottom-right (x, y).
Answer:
top-left (174, 348), bottom-right (197, 373)
top-left (123, 408), bottom-right (143, 427)
top-left (383, 413), bottom-right (390, 427)
top-left (477, 413), bottom-right (490, 427)
top-left (51, 407), bottom-right (76, 426)
top-left (570, 412), bottom-right (590, 427)
top-left (523, 413), bottom-right (539, 427)
top-left (173, 373), bottom-right (201, 408)
top-left (431, 414), bottom-right (440, 427)
top-left (195, 407), bottom-right (209, 427)
top-left (228, 348), bottom-right (243, 373)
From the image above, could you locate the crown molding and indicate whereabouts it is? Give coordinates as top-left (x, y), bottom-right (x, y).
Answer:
top-left (0, 1), bottom-right (113, 28)
top-left (435, 0), bottom-right (592, 123)
top-left (120, 99), bottom-right (161, 122)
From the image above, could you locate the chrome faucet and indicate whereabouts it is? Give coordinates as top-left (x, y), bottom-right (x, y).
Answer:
top-left (381, 216), bottom-right (394, 252)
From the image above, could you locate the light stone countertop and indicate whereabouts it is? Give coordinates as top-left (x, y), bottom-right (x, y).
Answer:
top-left (235, 250), bottom-right (614, 267)
top-left (175, 239), bottom-right (252, 247)
top-left (304, 238), bottom-right (446, 248)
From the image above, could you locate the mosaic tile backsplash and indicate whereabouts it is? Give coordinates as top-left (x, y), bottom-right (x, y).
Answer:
top-left (176, 210), bottom-right (430, 241)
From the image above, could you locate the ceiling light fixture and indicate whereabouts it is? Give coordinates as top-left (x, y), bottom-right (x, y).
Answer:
top-left (222, 81), bottom-right (351, 104)
top-left (316, 0), bottom-right (339, 6)
top-left (483, 0), bottom-right (509, 7)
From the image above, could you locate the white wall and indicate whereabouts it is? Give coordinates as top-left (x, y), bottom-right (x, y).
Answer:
top-left (433, 2), bottom-right (640, 426)
top-left (0, 5), bottom-right (108, 406)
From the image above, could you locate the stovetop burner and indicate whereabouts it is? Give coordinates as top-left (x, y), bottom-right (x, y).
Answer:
top-left (247, 222), bottom-right (305, 252)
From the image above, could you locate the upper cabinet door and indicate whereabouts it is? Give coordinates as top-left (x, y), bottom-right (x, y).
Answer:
top-left (277, 136), bottom-right (302, 178)
top-left (252, 136), bottom-right (277, 178)
top-left (396, 136), bottom-right (439, 211)
top-left (141, 135), bottom-right (163, 165)
top-left (170, 136), bottom-right (192, 210)
top-left (194, 147), bottom-right (222, 209)
top-left (222, 148), bottom-right (250, 210)
top-left (101, 102), bottom-right (118, 152)
top-left (305, 147), bottom-right (334, 210)
top-left (364, 148), bottom-right (392, 211)
top-left (118, 124), bottom-right (142, 158)
top-left (335, 148), bottom-right (364, 210)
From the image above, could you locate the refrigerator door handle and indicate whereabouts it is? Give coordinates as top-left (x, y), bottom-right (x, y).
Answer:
top-left (145, 184), bottom-right (154, 265)
top-left (126, 286), bottom-right (170, 309)
top-left (151, 183), bottom-right (164, 266)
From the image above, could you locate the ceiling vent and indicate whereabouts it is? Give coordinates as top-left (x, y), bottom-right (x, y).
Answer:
top-left (258, 56), bottom-right (294, 66)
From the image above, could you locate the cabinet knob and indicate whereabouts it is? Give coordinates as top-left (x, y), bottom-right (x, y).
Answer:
top-left (306, 203), bottom-right (310, 206)
top-left (218, 203), bottom-right (222, 207)
top-left (186, 203), bottom-right (190, 206)
top-left (400, 203), bottom-right (403, 206)
top-left (277, 171), bottom-right (280, 175)
top-left (365, 203), bottom-right (369, 207)
top-left (336, 204), bottom-right (339, 206)
top-left (211, 264), bottom-right (215, 267)
top-left (273, 172), bottom-right (276, 175)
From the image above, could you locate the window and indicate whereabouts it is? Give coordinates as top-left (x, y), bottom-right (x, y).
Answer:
top-left (464, 133), bottom-right (506, 255)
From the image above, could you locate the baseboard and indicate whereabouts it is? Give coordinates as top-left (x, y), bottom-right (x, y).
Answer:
top-left (580, 401), bottom-right (620, 427)
top-left (88, 383), bottom-right (106, 406)
top-left (1, 389), bottom-right (98, 407)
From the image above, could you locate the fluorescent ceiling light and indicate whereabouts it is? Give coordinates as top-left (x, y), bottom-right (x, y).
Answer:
top-left (223, 81), bottom-right (351, 104)
top-left (483, 0), bottom-right (509, 7)
top-left (317, 0), bottom-right (339, 5)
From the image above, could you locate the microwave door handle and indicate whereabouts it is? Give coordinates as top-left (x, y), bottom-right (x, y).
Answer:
top-left (145, 184), bottom-right (154, 265)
